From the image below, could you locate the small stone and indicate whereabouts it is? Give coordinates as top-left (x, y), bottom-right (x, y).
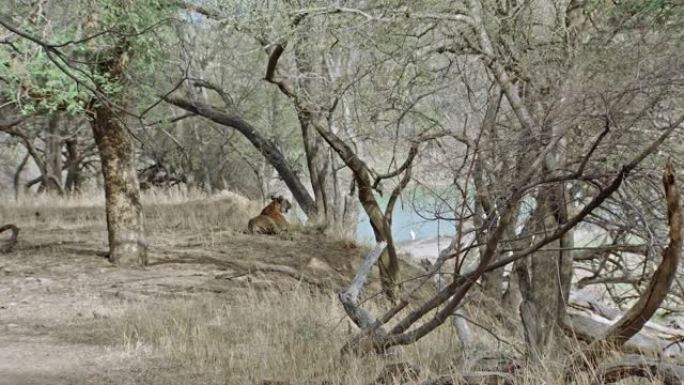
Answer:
top-left (306, 257), bottom-right (333, 273)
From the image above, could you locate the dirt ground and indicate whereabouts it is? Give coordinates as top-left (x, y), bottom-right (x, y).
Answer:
top-left (0, 195), bottom-right (403, 385)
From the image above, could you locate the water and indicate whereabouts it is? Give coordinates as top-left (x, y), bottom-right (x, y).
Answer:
top-left (355, 203), bottom-right (455, 243)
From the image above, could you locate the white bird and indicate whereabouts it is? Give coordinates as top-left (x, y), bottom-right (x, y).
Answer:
top-left (410, 230), bottom-right (416, 241)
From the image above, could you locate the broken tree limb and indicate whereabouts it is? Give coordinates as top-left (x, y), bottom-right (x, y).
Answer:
top-left (339, 242), bottom-right (386, 329)
top-left (597, 355), bottom-right (684, 385)
top-left (565, 160), bottom-right (683, 377)
top-left (603, 159), bottom-right (681, 347)
top-left (416, 372), bottom-right (515, 385)
top-left (0, 224), bottom-right (19, 253)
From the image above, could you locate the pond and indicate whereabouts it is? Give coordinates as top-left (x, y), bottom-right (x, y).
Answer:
top-left (353, 191), bottom-right (457, 263)
top-left (355, 204), bottom-right (455, 243)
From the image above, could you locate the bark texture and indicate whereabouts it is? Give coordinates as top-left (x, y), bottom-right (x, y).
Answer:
top-left (89, 47), bottom-right (147, 266)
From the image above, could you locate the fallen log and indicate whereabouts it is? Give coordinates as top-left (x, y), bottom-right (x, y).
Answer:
top-left (597, 354), bottom-right (684, 384)
top-left (0, 224), bottom-right (19, 252)
top-left (415, 372), bottom-right (514, 385)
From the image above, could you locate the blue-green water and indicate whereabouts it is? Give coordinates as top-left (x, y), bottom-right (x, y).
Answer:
top-left (355, 203), bottom-right (455, 243)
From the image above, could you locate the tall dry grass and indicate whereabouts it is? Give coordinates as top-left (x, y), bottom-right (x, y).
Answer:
top-left (59, 286), bottom-right (476, 385)
top-left (0, 188), bottom-right (262, 232)
top-left (1, 189), bottom-right (660, 385)
top-left (54, 285), bottom-right (647, 385)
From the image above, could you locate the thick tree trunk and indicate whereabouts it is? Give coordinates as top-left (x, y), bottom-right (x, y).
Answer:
top-left (89, 103), bottom-right (147, 266)
top-left (474, 92), bottom-right (504, 301)
top-left (526, 189), bottom-right (564, 360)
top-left (88, 43), bottom-right (147, 266)
top-left (519, 179), bottom-right (572, 362)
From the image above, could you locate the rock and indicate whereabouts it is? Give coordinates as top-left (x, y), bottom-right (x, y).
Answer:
top-left (306, 257), bottom-right (333, 273)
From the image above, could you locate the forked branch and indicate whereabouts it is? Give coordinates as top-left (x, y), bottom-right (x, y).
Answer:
top-left (264, 43), bottom-right (296, 98)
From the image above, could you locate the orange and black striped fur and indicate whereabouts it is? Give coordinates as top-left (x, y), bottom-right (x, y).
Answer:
top-left (247, 195), bottom-right (292, 235)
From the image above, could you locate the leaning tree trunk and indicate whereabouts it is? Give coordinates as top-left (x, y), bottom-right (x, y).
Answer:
top-left (88, 47), bottom-right (147, 266)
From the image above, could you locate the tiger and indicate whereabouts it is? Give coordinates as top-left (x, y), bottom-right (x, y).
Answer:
top-left (247, 195), bottom-right (292, 235)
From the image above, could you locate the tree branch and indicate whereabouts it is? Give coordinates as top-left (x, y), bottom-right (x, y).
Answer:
top-left (264, 44), bottom-right (296, 98)
top-left (339, 242), bottom-right (387, 329)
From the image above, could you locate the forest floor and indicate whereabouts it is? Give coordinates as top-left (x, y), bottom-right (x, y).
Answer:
top-left (2, 191), bottom-right (677, 385)
top-left (0, 191), bottom-right (458, 385)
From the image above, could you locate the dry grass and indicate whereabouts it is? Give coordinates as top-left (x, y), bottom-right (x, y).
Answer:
top-left (53, 287), bottom-right (476, 385)
top-left (0, 190), bottom-right (662, 385)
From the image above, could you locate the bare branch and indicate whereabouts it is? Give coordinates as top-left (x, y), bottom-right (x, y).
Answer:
top-left (339, 242), bottom-right (387, 329)
top-left (597, 355), bottom-right (684, 384)
top-left (602, 159), bottom-right (681, 346)
top-left (264, 44), bottom-right (296, 98)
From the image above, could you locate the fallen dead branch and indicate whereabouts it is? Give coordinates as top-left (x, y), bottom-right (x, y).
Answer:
top-left (596, 355), bottom-right (684, 384)
top-left (150, 253), bottom-right (323, 287)
top-left (416, 372), bottom-right (514, 385)
top-left (602, 160), bottom-right (681, 346)
top-left (0, 224), bottom-right (19, 253)
top-left (567, 160), bottom-right (682, 377)
top-left (339, 241), bottom-right (387, 329)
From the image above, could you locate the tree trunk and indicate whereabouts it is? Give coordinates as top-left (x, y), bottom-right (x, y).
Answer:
top-left (519, 181), bottom-right (571, 362)
top-left (310, 117), bottom-right (399, 301)
top-left (88, 46), bottom-right (147, 266)
top-left (291, 24), bottom-right (336, 225)
top-left (474, 92), bottom-right (504, 301)
top-left (298, 114), bottom-right (331, 223)
top-left (64, 137), bottom-right (82, 193)
top-left (13, 152), bottom-right (29, 200)
top-left (43, 114), bottom-right (63, 193)
top-left (90, 103), bottom-right (147, 266)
